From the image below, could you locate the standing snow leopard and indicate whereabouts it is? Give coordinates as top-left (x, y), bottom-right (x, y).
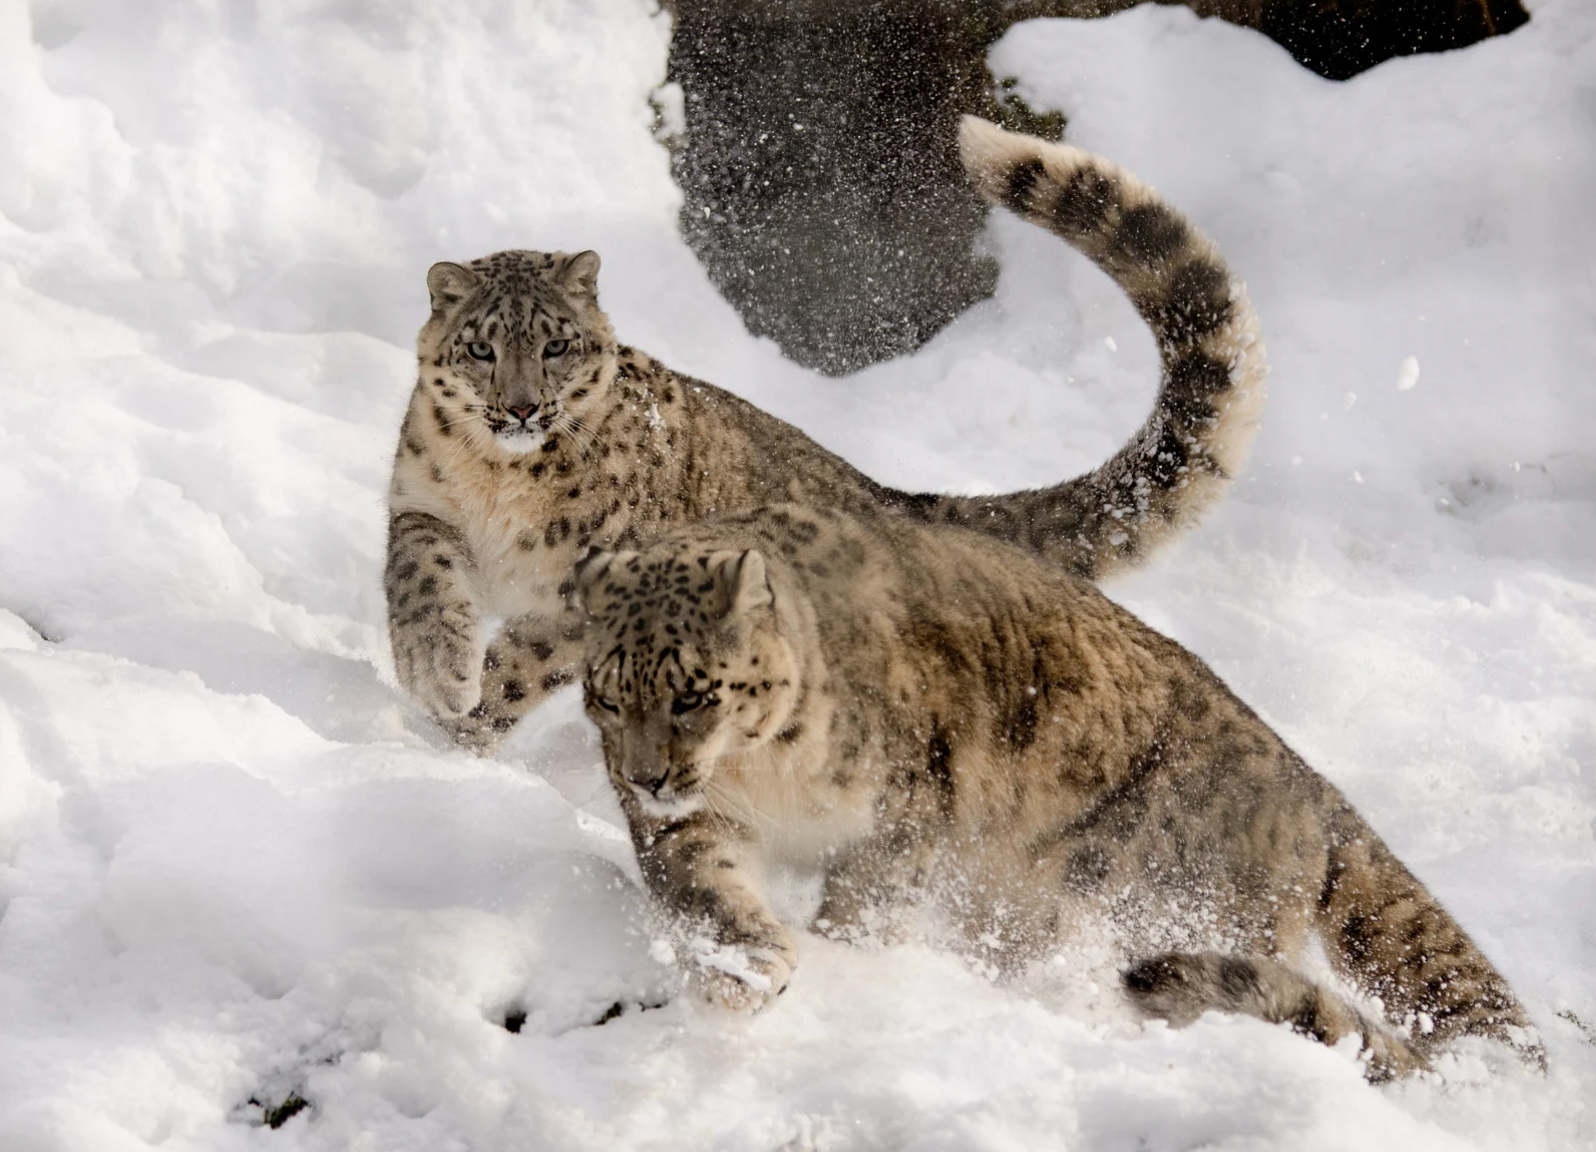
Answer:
top-left (570, 502), bottom-right (1542, 1080)
top-left (386, 117), bottom-right (1266, 749)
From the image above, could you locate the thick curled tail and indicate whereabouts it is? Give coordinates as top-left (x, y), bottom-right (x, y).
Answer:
top-left (924, 116), bottom-right (1268, 581)
top-left (1123, 951), bottom-right (1427, 1082)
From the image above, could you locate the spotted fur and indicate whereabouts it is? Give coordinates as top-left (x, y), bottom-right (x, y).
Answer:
top-left (950, 115), bottom-right (1266, 568)
top-left (574, 505), bottom-right (1541, 1080)
top-left (386, 120), bottom-right (1266, 749)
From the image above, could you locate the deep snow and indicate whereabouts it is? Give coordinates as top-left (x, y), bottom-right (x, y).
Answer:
top-left (0, 1), bottom-right (1593, 1149)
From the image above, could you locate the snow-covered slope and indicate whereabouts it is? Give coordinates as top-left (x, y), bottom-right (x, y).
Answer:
top-left (1, 1), bottom-right (1592, 1148)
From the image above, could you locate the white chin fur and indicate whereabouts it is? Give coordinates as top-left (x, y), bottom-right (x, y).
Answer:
top-left (494, 427), bottom-right (545, 454)
top-left (634, 789), bottom-right (704, 819)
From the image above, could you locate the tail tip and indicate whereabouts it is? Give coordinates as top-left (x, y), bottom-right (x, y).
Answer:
top-left (958, 114), bottom-right (1094, 210)
top-left (957, 114), bottom-right (1033, 185)
top-left (956, 113), bottom-right (1003, 150)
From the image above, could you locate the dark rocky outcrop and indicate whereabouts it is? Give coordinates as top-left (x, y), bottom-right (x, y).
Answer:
top-left (660, 0), bottom-right (1527, 375)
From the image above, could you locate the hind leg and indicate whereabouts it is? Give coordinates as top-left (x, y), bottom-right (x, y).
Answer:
top-left (1317, 811), bottom-right (1542, 1067)
top-left (1122, 951), bottom-right (1427, 1081)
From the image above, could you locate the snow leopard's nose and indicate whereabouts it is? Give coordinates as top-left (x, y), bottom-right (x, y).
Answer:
top-left (505, 403), bottom-right (538, 423)
top-left (626, 761), bottom-right (670, 794)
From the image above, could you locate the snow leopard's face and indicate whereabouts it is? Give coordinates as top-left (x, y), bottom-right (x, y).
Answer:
top-left (575, 546), bottom-right (799, 818)
top-left (417, 249), bottom-right (617, 455)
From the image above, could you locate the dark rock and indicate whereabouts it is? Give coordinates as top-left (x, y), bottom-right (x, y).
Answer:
top-left (660, 0), bottom-right (1527, 374)
top-left (662, 0), bottom-right (1063, 376)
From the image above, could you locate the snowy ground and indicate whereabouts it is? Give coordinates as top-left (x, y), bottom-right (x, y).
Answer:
top-left (1, 0), bottom-right (1593, 1148)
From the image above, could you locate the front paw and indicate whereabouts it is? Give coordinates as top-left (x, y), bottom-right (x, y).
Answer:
top-left (422, 670), bottom-right (482, 720)
top-left (439, 705), bottom-right (504, 753)
top-left (690, 937), bottom-right (796, 1013)
top-left (394, 628), bottom-right (482, 719)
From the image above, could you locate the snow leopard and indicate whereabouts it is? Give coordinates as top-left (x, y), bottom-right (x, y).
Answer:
top-left (386, 117), bottom-right (1267, 750)
top-left (571, 502), bottom-right (1541, 1080)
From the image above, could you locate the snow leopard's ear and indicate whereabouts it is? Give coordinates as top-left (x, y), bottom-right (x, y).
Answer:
top-left (573, 548), bottom-right (635, 614)
top-left (426, 262), bottom-right (478, 312)
top-left (556, 250), bottom-right (601, 297)
top-left (711, 549), bottom-right (772, 618)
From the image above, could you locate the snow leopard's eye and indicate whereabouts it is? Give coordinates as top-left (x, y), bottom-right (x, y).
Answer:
top-left (543, 338), bottom-right (570, 358)
top-left (671, 691), bottom-right (703, 715)
top-left (592, 695), bottom-right (620, 715)
top-left (466, 341), bottom-right (495, 361)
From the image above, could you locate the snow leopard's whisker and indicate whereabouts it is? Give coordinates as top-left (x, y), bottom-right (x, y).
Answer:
top-left (552, 411), bottom-right (599, 456)
top-left (433, 427), bottom-right (489, 475)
